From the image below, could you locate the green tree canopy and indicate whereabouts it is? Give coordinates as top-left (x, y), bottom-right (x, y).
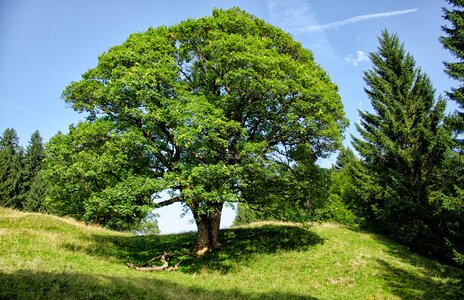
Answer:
top-left (234, 162), bottom-right (332, 225)
top-left (321, 148), bottom-right (359, 226)
top-left (45, 120), bottom-right (158, 231)
top-left (351, 30), bottom-right (452, 256)
top-left (54, 8), bottom-right (347, 252)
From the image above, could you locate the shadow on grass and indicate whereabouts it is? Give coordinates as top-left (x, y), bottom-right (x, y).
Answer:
top-left (63, 224), bottom-right (324, 274)
top-left (372, 235), bottom-right (464, 299)
top-left (377, 259), bottom-right (464, 300)
top-left (0, 270), bottom-right (318, 300)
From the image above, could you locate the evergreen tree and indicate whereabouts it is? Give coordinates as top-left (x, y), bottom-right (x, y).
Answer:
top-left (334, 147), bottom-right (356, 171)
top-left (439, 0), bottom-right (464, 265)
top-left (21, 130), bottom-right (47, 211)
top-left (23, 131), bottom-right (45, 183)
top-left (441, 0), bottom-right (464, 140)
top-left (0, 128), bottom-right (23, 208)
top-left (352, 31), bottom-right (451, 255)
top-left (22, 170), bottom-right (49, 212)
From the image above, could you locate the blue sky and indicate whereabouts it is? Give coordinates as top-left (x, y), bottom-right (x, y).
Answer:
top-left (0, 0), bottom-right (455, 233)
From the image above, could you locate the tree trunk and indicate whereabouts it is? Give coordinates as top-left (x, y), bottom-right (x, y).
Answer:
top-left (190, 201), bottom-right (223, 255)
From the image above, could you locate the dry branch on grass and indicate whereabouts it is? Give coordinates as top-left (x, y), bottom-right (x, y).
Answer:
top-left (126, 253), bottom-right (182, 272)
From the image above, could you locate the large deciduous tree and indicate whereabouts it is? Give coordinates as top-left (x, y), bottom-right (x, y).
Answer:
top-left (56, 8), bottom-right (347, 253)
top-left (45, 120), bottom-right (158, 231)
top-left (352, 31), bottom-right (452, 255)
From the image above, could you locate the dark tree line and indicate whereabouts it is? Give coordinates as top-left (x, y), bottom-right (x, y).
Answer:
top-left (0, 128), bottom-right (49, 212)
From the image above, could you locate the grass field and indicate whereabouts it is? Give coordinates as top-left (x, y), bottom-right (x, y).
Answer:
top-left (0, 207), bottom-right (463, 299)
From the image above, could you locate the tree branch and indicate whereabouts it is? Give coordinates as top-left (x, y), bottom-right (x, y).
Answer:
top-left (155, 195), bottom-right (185, 208)
top-left (127, 253), bottom-right (172, 271)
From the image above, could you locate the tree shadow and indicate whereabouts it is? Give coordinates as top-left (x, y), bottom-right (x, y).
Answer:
top-left (372, 235), bottom-right (464, 299)
top-left (376, 259), bottom-right (464, 299)
top-left (0, 270), bottom-right (318, 299)
top-left (62, 223), bottom-right (324, 274)
top-left (193, 224), bottom-right (324, 273)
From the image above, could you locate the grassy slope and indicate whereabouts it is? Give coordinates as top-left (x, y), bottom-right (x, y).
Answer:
top-left (0, 207), bottom-right (463, 300)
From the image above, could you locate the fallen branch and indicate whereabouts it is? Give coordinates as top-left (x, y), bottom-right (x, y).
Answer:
top-left (127, 253), bottom-right (181, 272)
top-left (168, 260), bottom-right (182, 272)
top-left (133, 254), bottom-right (164, 268)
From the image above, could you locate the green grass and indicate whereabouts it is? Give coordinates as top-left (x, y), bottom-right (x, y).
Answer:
top-left (0, 208), bottom-right (463, 299)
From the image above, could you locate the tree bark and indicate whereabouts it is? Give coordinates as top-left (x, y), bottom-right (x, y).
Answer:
top-left (190, 201), bottom-right (223, 255)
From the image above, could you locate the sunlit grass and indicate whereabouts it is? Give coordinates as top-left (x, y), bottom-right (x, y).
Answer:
top-left (0, 207), bottom-right (463, 299)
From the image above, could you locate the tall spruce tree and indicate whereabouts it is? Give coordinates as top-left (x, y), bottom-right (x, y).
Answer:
top-left (352, 31), bottom-right (451, 254)
top-left (441, 0), bottom-right (464, 139)
top-left (23, 131), bottom-right (44, 183)
top-left (22, 131), bottom-right (48, 212)
top-left (439, 0), bottom-right (464, 265)
top-left (0, 128), bottom-right (23, 208)
top-left (23, 171), bottom-right (49, 212)
top-left (334, 147), bottom-right (356, 171)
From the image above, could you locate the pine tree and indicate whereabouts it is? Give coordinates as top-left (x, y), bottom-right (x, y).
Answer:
top-left (23, 131), bottom-right (44, 182)
top-left (352, 31), bottom-right (451, 254)
top-left (441, 0), bottom-right (464, 139)
top-left (22, 170), bottom-right (49, 212)
top-left (20, 131), bottom-right (48, 211)
top-left (0, 128), bottom-right (24, 208)
top-left (439, 0), bottom-right (464, 265)
top-left (21, 130), bottom-right (47, 211)
top-left (334, 147), bottom-right (356, 171)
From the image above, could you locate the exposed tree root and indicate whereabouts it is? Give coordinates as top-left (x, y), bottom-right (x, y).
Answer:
top-left (126, 253), bottom-right (181, 272)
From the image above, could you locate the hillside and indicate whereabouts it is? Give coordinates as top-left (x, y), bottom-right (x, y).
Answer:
top-left (0, 207), bottom-right (463, 299)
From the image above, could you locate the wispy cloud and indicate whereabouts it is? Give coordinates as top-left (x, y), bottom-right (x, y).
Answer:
top-left (0, 100), bottom-right (59, 125)
top-left (345, 50), bottom-right (369, 66)
top-left (265, 0), bottom-right (336, 61)
top-left (301, 8), bottom-right (418, 32)
top-left (265, 0), bottom-right (317, 34)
